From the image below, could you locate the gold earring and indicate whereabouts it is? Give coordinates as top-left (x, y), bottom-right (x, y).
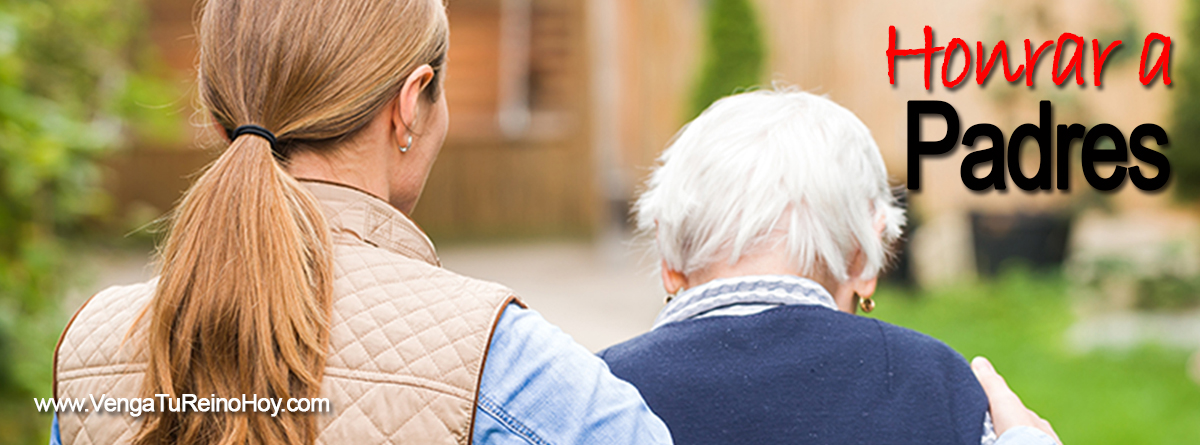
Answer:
top-left (858, 295), bottom-right (876, 313)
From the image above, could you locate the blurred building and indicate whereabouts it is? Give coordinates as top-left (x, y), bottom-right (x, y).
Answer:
top-left (110, 0), bottom-right (1198, 297)
top-left (600, 0), bottom-right (1198, 295)
top-left (112, 0), bottom-right (597, 240)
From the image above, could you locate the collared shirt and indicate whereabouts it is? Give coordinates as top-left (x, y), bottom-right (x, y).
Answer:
top-left (654, 274), bottom-right (839, 329)
top-left (653, 274), bottom-right (1056, 445)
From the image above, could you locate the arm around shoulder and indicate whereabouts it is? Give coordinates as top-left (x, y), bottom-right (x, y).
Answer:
top-left (472, 303), bottom-right (673, 445)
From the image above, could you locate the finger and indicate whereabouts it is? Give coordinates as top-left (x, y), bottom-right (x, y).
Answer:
top-left (972, 356), bottom-right (1033, 436)
top-left (972, 357), bottom-right (1021, 405)
top-left (971, 356), bottom-right (999, 384)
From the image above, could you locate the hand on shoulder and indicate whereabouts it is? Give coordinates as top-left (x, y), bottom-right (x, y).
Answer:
top-left (971, 356), bottom-right (1061, 445)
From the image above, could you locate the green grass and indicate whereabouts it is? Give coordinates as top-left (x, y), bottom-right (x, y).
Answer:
top-left (871, 271), bottom-right (1200, 445)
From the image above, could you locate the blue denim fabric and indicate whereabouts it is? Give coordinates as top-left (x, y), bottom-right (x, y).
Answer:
top-left (472, 303), bottom-right (672, 445)
top-left (995, 426), bottom-right (1058, 445)
top-left (49, 415), bottom-right (60, 445)
top-left (51, 303), bottom-right (670, 445)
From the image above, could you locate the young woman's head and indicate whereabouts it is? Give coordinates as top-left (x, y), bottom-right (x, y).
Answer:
top-left (202, 0), bottom-right (451, 212)
top-left (636, 88), bottom-right (906, 312)
top-left (137, 1), bottom-right (448, 444)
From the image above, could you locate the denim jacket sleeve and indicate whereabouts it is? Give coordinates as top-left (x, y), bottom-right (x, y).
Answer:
top-left (472, 303), bottom-right (673, 445)
top-left (994, 426), bottom-right (1058, 445)
top-left (50, 414), bottom-right (60, 445)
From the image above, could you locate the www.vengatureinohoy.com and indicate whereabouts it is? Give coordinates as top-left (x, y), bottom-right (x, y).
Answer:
top-left (35, 393), bottom-right (331, 417)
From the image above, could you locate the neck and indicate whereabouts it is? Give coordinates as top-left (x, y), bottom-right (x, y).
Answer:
top-left (286, 142), bottom-right (397, 209)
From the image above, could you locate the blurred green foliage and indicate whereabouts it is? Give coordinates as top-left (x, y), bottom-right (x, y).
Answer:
top-left (0, 0), bottom-right (177, 443)
top-left (874, 271), bottom-right (1200, 445)
top-left (1069, 243), bottom-right (1200, 311)
top-left (688, 0), bottom-right (765, 119)
top-left (1173, 0), bottom-right (1200, 201)
top-left (1135, 274), bottom-right (1200, 310)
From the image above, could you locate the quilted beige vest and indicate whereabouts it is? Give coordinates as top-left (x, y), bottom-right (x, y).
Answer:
top-left (54, 181), bottom-right (519, 444)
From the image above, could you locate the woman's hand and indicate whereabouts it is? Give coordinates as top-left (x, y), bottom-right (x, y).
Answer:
top-left (971, 356), bottom-right (1061, 444)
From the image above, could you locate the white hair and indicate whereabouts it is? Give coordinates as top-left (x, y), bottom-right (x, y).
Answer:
top-left (635, 88), bottom-right (905, 283)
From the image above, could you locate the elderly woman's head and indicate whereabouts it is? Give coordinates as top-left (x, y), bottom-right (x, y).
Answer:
top-left (637, 89), bottom-right (905, 312)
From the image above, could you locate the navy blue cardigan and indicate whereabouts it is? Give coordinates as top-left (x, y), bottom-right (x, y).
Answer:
top-left (599, 305), bottom-right (988, 445)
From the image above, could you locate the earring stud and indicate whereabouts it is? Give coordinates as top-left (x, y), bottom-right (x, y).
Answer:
top-left (400, 134), bottom-right (413, 153)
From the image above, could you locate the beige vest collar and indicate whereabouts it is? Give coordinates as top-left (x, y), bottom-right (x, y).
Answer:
top-left (300, 180), bottom-right (440, 267)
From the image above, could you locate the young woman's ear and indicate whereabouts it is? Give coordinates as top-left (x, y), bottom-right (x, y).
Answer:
top-left (392, 65), bottom-right (436, 142)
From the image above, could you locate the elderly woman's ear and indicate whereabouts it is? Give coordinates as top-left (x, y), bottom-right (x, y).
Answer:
top-left (836, 267), bottom-right (878, 313)
top-left (829, 212), bottom-right (889, 313)
top-left (823, 247), bottom-right (875, 313)
top-left (662, 261), bottom-right (688, 296)
top-left (657, 219), bottom-right (689, 296)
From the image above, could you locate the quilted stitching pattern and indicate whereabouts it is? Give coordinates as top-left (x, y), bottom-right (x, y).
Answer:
top-left (56, 281), bottom-right (152, 445)
top-left (56, 183), bottom-right (515, 445)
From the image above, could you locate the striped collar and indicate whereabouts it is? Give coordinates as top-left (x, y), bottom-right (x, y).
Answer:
top-left (653, 275), bottom-right (838, 330)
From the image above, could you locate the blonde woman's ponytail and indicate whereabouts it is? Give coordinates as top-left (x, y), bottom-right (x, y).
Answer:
top-left (136, 131), bottom-right (333, 444)
top-left (133, 0), bottom-right (448, 442)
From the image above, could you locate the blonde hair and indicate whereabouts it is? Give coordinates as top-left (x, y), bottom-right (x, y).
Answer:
top-left (134, 1), bottom-right (447, 444)
top-left (636, 88), bottom-right (905, 284)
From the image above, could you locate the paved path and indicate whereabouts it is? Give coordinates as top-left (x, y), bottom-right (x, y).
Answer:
top-left (66, 240), bottom-right (1200, 383)
top-left (439, 238), bottom-right (665, 351)
top-left (69, 237), bottom-right (666, 353)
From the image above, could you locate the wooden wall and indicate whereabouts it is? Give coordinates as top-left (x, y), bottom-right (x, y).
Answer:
top-left (109, 0), bottom-right (598, 241)
top-left (414, 0), bottom-right (598, 240)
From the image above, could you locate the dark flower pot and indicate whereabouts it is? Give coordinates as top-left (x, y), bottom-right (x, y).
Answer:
top-left (971, 212), bottom-right (1072, 276)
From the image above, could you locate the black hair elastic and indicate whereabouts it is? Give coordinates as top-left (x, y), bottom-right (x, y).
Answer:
top-left (229, 125), bottom-right (278, 151)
